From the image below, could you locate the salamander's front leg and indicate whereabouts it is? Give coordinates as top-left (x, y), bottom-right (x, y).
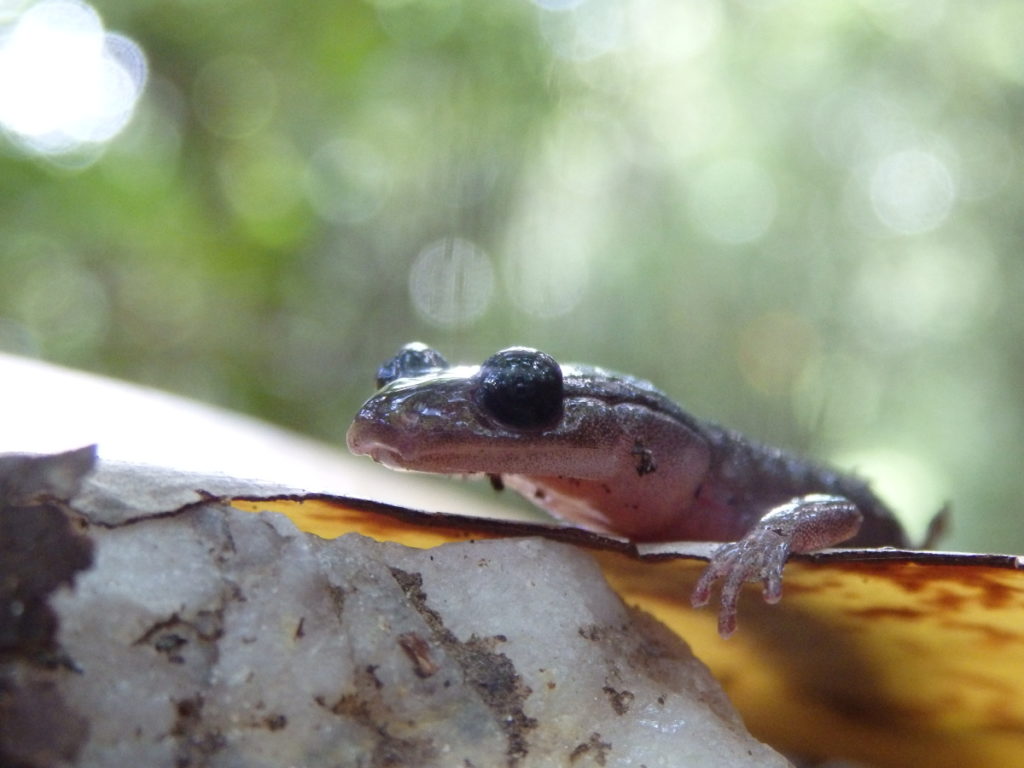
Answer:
top-left (691, 494), bottom-right (863, 637)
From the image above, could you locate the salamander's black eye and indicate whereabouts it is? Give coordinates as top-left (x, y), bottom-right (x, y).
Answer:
top-left (376, 342), bottom-right (450, 389)
top-left (475, 347), bottom-right (563, 430)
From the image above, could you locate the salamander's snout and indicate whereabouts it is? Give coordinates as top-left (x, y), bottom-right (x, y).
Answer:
top-left (346, 414), bottom-right (406, 468)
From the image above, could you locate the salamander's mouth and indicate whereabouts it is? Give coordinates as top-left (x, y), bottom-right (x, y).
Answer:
top-left (364, 445), bottom-right (405, 469)
top-left (346, 421), bottom-right (405, 468)
top-left (347, 420), bottom-right (453, 471)
top-left (349, 433), bottom-right (473, 473)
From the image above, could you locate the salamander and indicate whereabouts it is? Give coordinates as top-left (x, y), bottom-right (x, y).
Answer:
top-left (346, 343), bottom-right (910, 636)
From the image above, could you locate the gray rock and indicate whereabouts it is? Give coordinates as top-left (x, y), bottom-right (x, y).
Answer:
top-left (2, 452), bottom-right (791, 767)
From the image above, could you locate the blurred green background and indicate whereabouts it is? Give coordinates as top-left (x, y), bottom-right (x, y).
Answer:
top-left (1, 0), bottom-right (1021, 552)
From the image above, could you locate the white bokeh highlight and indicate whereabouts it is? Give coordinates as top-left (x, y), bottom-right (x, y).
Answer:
top-left (409, 237), bottom-right (495, 328)
top-left (690, 159), bottom-right (778, 245)
top-left (539, 0), bottom-right (626, 61)
top-left (870, 149), bottom-right (956, 235)
top-left (0, 0), bottom-right (146, 157)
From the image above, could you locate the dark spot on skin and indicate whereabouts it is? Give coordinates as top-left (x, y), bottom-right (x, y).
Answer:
top-left (631, 439), bottom-right (656, 476)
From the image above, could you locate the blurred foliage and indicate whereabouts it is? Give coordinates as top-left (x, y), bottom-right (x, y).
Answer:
top-left (1, 0), bottom-right (1022, 553)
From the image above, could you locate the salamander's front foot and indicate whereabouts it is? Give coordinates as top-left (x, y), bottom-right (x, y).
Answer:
top-left (690, 527), bottom-right (791, 637)
top-left (690, 494), bottom-right (863, 637)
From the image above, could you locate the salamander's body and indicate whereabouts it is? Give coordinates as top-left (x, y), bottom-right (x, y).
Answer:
top-left (347, 343), bottom-right (909, 636)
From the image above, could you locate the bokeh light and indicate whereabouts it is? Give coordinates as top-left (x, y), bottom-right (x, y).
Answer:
top-left (409, 237), bottom-right (495, 328)
top-left (305, 139), bottom-right (393, 225)
top-left (538, 0), bottom-right (626, 61)
top-left (849, 240), bottom-right (998, 347)
top-left (629, 0), bottom-right (721, 66)
top-left (503, 190), bottom-right (592, 320)
top-left (218, 136), bottom-right (308, 247)
top-left (869, 149), bottom-right (956, 235)
top-left (690, 159), bottom-right (778, 245)
top-left (0, 0), bottom-right (146, 160)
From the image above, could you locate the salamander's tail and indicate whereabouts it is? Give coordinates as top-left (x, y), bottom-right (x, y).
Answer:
top-left (920, 504), bottom-right (951, 550)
